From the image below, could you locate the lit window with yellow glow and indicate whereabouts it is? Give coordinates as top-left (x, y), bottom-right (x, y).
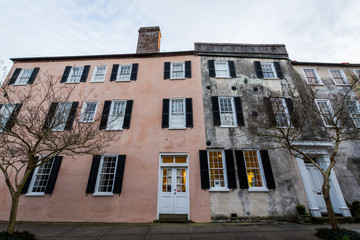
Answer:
top-left (244, 151), bottom-right (264, 188)
top-left (208, 151), bottom-right (227, 189)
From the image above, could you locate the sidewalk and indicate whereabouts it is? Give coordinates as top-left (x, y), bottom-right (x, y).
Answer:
top-left (1, 221), bottom-right (360, 240)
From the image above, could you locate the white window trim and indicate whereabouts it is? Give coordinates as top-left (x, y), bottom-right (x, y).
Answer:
top-left (214, 61), bottom-right (230, 78)
top-left (91, 65), bottom-right (107, 83)
top-left (106, 100), bottom-right (127, 131)
top-left (170, 62), bottom-right (185, 79)
top-left (315, 99), bottom-right (336, 127)
top-left (354, 69), bottom-right (360, 80)
top-left (14, 69), bottom-right (33, 85)
top-left (169, 98), bottom-right (186, 129)
top-left (261, 62), bottom-right (277, 79)
top-left (116, 65), bottom-right (132, 82)
top-left (328, 68), bottom-right (349, 85)
top-left (207, 150), bottom-right (229, 192)
top-left (159, 153), bottom-right (189, 167)
top-left (93, 154), bottom-right (119, 196)
top-left (243, 150), bottom-right (268, 191)
top-left (346, 99), bottom-right (360, 128)
top-left (25, 157), bottom-right (55, 196)
top-left (66, 67), bottom-right (84, 84)
top-left (79, 102), bottom-right (98, 123)
top-left (218, 97), bottom-right (237, 127)
top-left (302, 68), bottom-right (323, 85)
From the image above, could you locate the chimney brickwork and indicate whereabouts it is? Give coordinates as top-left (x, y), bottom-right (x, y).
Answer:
top-left (136, 26), bottom-right (161, 54)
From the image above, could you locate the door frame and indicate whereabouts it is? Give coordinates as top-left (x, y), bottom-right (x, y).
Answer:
top-left (157, 153), bottom-right (190, 220)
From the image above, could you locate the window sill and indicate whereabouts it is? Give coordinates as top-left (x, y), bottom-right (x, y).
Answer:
top-left (13, 83), bottom-right (28, 86)
top-left (248, 188), bottom-right (269, 192)
top-left (115, 79), bottom-right (131, 82)
top-left (219, 125), bottom-right (237, 128)
top-left (334, 84), bottom-right (350, 86)
top-left (209, 188), bottom-right (230, 192)
top-left (79, 120), bottom-right (95, 123)
top-left (308, 84), bottom-right (325, 86)
top-left (25, 193), bottom-right (45, 197)
top-left (65, 81), bottom-right (81, 84)
top-left (170, 77), bottom-right (186, 80)
top-left (106, 128), bottom-right (123, 131)
top-left (93, 193), bottom-right (114, 197)
top-left (90, 80), bottom-right (105, 83)
top-left (263, 78), bottom-right (280, 80)
top-left (215, 76), bottom-right (231, 79)
top-left (168, 127), bottom-right (187, 130)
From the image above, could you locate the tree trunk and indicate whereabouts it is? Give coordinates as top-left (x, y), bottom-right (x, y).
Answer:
top-left (322, 177), bottom-right (338, 230)
top-left (7, 192), bottom-right (20, 234)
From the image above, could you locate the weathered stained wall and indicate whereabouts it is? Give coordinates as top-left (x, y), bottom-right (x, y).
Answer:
top-left (199, 55), bottom-right (308, 219)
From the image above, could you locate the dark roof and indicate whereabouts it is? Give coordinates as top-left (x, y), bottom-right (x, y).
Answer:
top-left (291, 61), bottom-right (360, 67)
top-left (11, 51), bottom-right (195, 63)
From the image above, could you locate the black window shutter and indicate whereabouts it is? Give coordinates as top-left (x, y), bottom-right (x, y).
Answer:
top-left (260, 150), bottom-right (276, 189)
top-left (208, 60), bottom-right (215, 77)
top-left (60, 66), bottom-right (72, 83)
top-left (185, 61), bottom-right (191, 78)
top-left (185, 98), bottom-right (193, 128)
top-left (228, 61), bottom-right (237, 78)
top-left (64, 102), bottom-right (79, 130)
top-left (285, 98), bottom-right (299, 128)
top-left (161, 99), bottom-right (169, 128)
top-left (45, 156), bottom-right (63, 194)
top-left (164, 62), bottom-right (171, 79)
top-left (274, 62), bottom-right (284, 79)
top-left (86, 155), bottom-right (101, 194)
top-left (254, 61), bottom-right (264, 79)
top-left (211, 96), bottom-right (221, 126)
top-left (264, 97), bottom-right (277, 127)
top-left (113, 155), bottom-right (126, 194)
top-left (122, 100), bottom-right (133, 129)
top-left (199, 150), bottom-right (210, 189)
top-left (225, 150), bottom-right (237, 189)
top-left (4, 103), bottom-right (22, 131)
top-left (235, 150), bottom-right (249, 189)
top-left (130, 63), bottom-right (139, 80)
top-left (110, 64), bottom-right (119, 81)
top-left (8, 68), bottom-right (22, 85)
top-left (21, 156), bottom-right (39, 194)
top-left (234, 97), bottom-right (245, 126)
top-left (27, 67), bottom-right (39, 84)
top-left (43, 102), bottom-right (59, 130)
top-left (99, 101), bottom-right (112, 129)
top-left (80, 65), bottom-right (90, 82)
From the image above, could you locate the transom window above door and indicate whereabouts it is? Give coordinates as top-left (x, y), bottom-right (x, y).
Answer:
top-left (162, 155), bottom-right (187, 164)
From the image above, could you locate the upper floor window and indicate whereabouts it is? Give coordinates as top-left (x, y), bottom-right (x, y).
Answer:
top-left (315, 99), bottom-right (335, 127)
top-left (43, 102), bottom-right (79, 131)
top-left (254, 61), bottom-right (284, 79)
top-left (91, 65), bottom-right (107, 82)
top-left (52, 102), bottom-right (74, 131)
top-left (0, 104), bottom-right (16, 131)
top-left (270, 98), bottom-right (290, 127)
top-left (99, 100), bottom-right (133, 130)
top-left (8, 67), bottom-right (39, 85)
top-left (302, 68), bottom-right (322, 85)
top-left (170, 99), bottom-right (186, 129)
top-left (208, 60), bottom-right (236, 78)
top-left (162, 98), bottom-right (193, 129)
top-left (354, 69), bottom-right (360, 79)
top-left (110, 64), bottom-right (138, 82)
top-left (61, 66), bottom-right (90, 83)
top-left (346, 100), bottom-right (360, 128)
top-left (329, 69), bottom-right (348, 85)
top-left (164, 61), bottom-right (191, 79)
top-left (79, 102), bottom-right (98, 122)
top-left (211, 96), bottom-right (244, 127)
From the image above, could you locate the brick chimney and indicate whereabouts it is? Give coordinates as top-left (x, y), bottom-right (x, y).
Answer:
top-left (136, 26), bottom-right (161, 54)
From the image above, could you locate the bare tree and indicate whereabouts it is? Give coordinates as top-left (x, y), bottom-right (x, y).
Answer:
top-left (245, 73), bottom-right (360, 230)
top-left (0, 69), bottom-right (116, 234)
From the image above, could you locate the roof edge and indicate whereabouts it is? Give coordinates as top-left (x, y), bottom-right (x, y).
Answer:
top-left (291, 60), bottom-right (360, 67)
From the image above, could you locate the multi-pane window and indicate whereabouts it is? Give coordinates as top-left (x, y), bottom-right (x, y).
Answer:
top-left (208, 151), bottom-right (227, 189)
top-left (68, 67), bottom-right (84, 83)
top-left (219, 97), bottom-right (236, 126)
top-left (329, 69), bottom-right (348, 85)
top-left (354, 69), bottom-right (360, 79)
top-left (95, 155), bottom-right (118, 194)
top-left (215, 61), bottom-right (230, 77)
top-left (15, 69), bottom-right (33, 85)
top-left (0, 104), bottom-right (16, 130)
top-left (346, 100), bottom-right (360, 128)
top-left (117, 65), bottom-right (132, 81)
top-left (270, 98), bottom-right (290, 127)
top-left (170, 99), bottom-right (185, 128)
top-left (171, 62), bottom-right (185, 79)
top-left (261, 63), bottom-right (276, 78)
top-left (303, 68), bottom-right (322, 85)
top-left (91, 65), bottom-right (107, 82)
top-left (243, 151), bottom-right (265, 189)
top-left (52, 102), bottom-right (73, 131)
top-left (315, 99), bottom-right (335, 127)
top-left (80, 102), bottom-right (97, 122)
top-left (28, 158), bottom-right (55, 194)
top-left (107, 101), bottom-right (126, 130)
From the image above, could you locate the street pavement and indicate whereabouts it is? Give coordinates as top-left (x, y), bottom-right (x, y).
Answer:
top-left (1, 221), bottom-right (360, 240)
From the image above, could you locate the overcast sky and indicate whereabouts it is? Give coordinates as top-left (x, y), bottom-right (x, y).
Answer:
top-left (1, 0), bottom-right (359, 74)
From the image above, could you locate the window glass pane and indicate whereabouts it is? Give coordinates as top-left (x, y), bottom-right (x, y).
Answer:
top-left (171, 63), bottom-right (184, 79)
top-left (176, 169), bottom-right (186, 192)
top-left (93, 66), bottom-right (106, 82)
top-left (215, 62), bottom-right (229, 77)
top-left (346, 100), bottom-right (360, 128)
top-left (31, 158), bottom-right (54, 193)
top-left (80, 102), bottom-right (97, 122)
top-left (162, 168), bottom-right (172, 192)
top-left (270, 98), bottom-right (289, 127)
top-left (17, 69), bottom-right (32, 84)
top-left (162, 156), bottom-right (174, 163)
top-left (316, 100), bottom-right (334, 127)
top-left (244, 151), bottom-right (263, 187)
top-left (330, 69), bottom-right (347, 84)
top-left (68, 67), bottom-right (83, 83)
top-left (208, 151), bottom-right (225, 188)
top-left (118, 65), bottom-right (132, 81)
top-left (0, 104), bottom-right (16, 129)
top-left (219, 98), bottom-right (235, 126)
top-left (97, 156), bottom-right (117, 193)
top-left (170, 99), bottom-right (185, 128)
top-left (107, 101), bottom-right (126, 130)
top-left (261, 63), bottom-right (275, 78)
top-left (303, 69), bottom-right (319, 84)
top-left (175, 156), bottom-right (186, 163)
top-left (52, 102), bottom-right (72, 131)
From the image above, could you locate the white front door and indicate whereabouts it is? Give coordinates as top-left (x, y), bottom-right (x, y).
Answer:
top-left (306, 163), bottom-right (327, 213)
top-left (159, 167), bottom-right (188, 214)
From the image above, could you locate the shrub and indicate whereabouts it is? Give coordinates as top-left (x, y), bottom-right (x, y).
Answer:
top-left (0, 231), bottom-right (37, 240)
top-left (296, 203), bottom-right (307, 215)
top-left (316, 228), bottom-right (360, 240)
top-left (350, 201), bottom-right (360, 218)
